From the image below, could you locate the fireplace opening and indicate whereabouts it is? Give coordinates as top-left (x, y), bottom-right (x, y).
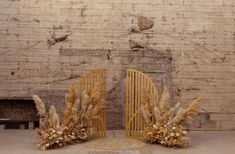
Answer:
top-left (0, 99), bottom-right (39, 129)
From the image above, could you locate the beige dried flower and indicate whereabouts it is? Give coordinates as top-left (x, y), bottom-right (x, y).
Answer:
top-left (141, 86), bottom-right (202, 148)
top-left (33, 82), bottom-right (104, 150)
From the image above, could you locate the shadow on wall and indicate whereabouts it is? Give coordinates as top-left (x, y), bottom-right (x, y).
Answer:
top-left (104, 48), bottom-right (174, 130)
top-left (0, 99), bottom-right (39, 129)
top-left (104, 15), bottom-right (175, 129)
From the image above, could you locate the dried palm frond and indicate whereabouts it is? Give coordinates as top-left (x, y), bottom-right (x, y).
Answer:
top-left (80, 83), bottom-right (104, 128)
top-left (168, 102), bottom-right (180, 121)
top-left (79, 91), bottom-right (90, 124)
top-left (39, 117), bottom-right (48, 130)
top-left (143, 90), bottom-right (154, 112)
top-left (141, 104), bottom-right (151, 125)
top-left (81, 92), bottom-right (90, 111)
top-left (142, 90), bottom-right (155, 125)
top-left (48, 105), bottom-right (60, 129)
top-left (90, 83), bottom-right (101, 104)
top-left (33, 95), bottom-right (46, 117)
top-left (159, 86), bottom-right (170, 112)
top-left (171, 97), bottom-right (202, 125)
top-left (153, 106), bottom-right (161, 124)
top-left (68, 85), bottom-right (78, 105)
top-left (89, 98), bottom-right (105, 119)
top-left (61, 85), bottom-right (79, 127)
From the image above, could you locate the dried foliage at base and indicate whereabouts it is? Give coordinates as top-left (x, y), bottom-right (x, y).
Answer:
top-left (32, 83), bottom-right (104, 150)
top-left (36, 125), bottom-right (88, 150)
top-left (141, 86), bottom-right (202, 148)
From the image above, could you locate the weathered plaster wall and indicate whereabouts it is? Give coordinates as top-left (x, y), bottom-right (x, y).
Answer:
top-left (0, 0), bottom-right (234, 130)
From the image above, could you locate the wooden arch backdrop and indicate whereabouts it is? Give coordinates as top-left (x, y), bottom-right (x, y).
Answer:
top-left (78, 69), bottom-right (106, 137)
top-left (125, 69), bottom-right (159, 139)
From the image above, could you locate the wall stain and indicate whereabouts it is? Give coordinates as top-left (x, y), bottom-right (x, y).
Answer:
top-left (47, 33), bottom-right (70, 48)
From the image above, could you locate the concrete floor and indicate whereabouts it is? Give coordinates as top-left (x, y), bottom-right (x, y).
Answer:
top-left (0, 130), bottom-right (235, 154)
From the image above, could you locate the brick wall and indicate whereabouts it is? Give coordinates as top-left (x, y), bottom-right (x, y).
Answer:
top-left (0, 0), bottom-right (234, 130)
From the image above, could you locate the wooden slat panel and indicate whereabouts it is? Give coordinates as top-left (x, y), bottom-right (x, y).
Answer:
top-left (78, 69), bottom-right (106, 138)
top-left (126, 69), bottom-right (158, 139)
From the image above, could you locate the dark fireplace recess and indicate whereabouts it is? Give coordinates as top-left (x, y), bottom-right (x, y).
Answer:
top-left (0, 99), bottom-right (39, 129)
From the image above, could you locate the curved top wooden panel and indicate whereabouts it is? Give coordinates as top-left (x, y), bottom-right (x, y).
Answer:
top-left (126, 69), bottom-right (159, 139)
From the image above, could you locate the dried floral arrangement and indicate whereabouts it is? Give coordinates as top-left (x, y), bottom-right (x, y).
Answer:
top-left (141, 86), bottom-right (202, 148)
top-left (32, 84), bottom-right (104, 150)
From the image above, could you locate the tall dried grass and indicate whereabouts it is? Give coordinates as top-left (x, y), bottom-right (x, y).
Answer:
top-left (33, 83), bottom-right (104, 150)
top-left (141, 86), bottom-right (202, 148)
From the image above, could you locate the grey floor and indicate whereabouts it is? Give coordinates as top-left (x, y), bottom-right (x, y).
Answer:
top-left (0, 130), bottom-right (235, 154)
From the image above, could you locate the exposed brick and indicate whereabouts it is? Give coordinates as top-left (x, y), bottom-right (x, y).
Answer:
top-left (137, 16), bottom-right (154, 30)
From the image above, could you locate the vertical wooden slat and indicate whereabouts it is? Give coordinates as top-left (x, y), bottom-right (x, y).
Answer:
top-left (136, 71), bottom-right (140, 138)
top-left (103, 69), bottom-right (106, 137)
top-left (140, 73), bottom-right (143, 137)
top-left (99, 71), bottom-right (101, 137)
top-left (144, 74), bottom-right (147, 132)
top-left (125, 70), bottom-right (129, 136)
top-left (102, 71), bottom-right (105, 137)
top-left (100, 72), bottom-right (102, 137)
top-left (98, 72), bottom-right (101, 137)
top-left (126, 70), bottom-right (129, 136)
top-left (132, 70), bottom-right (135, 137)
top-left (100, 70), bottom-right (104, 137)
top-left (135, 71), bottom-right (138, 138)
top-left (98, 71), bottom-right (101, 137)
top-left (129, 70), bottom-right (131, 136)
top-left (85, 76), bottom-right (87, 91)
top-left (128, 70), bottom-right (131, 137)
top-left (138, 72), bottom-right (141, 138)
top-left (92, 72), bottom-right (97, 136)
top-left (130, 70), bottom-right (133, 136)
top-left (133, 70), bottom-right (136, 137)
top-left (133, 70), bottom-right (135, 137)
top-left (134, 71), bottom-right (137, 137)
top-left (102, 70), bottom-right (105, 137)
top-left (138, 73), bottom-right (141, 138)
top-left (103, 71), bottom-right (107, 137)
top-left (135, 70), bottom-right (138, 138)
top-left (126, 71), bottom-right (127, 136)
